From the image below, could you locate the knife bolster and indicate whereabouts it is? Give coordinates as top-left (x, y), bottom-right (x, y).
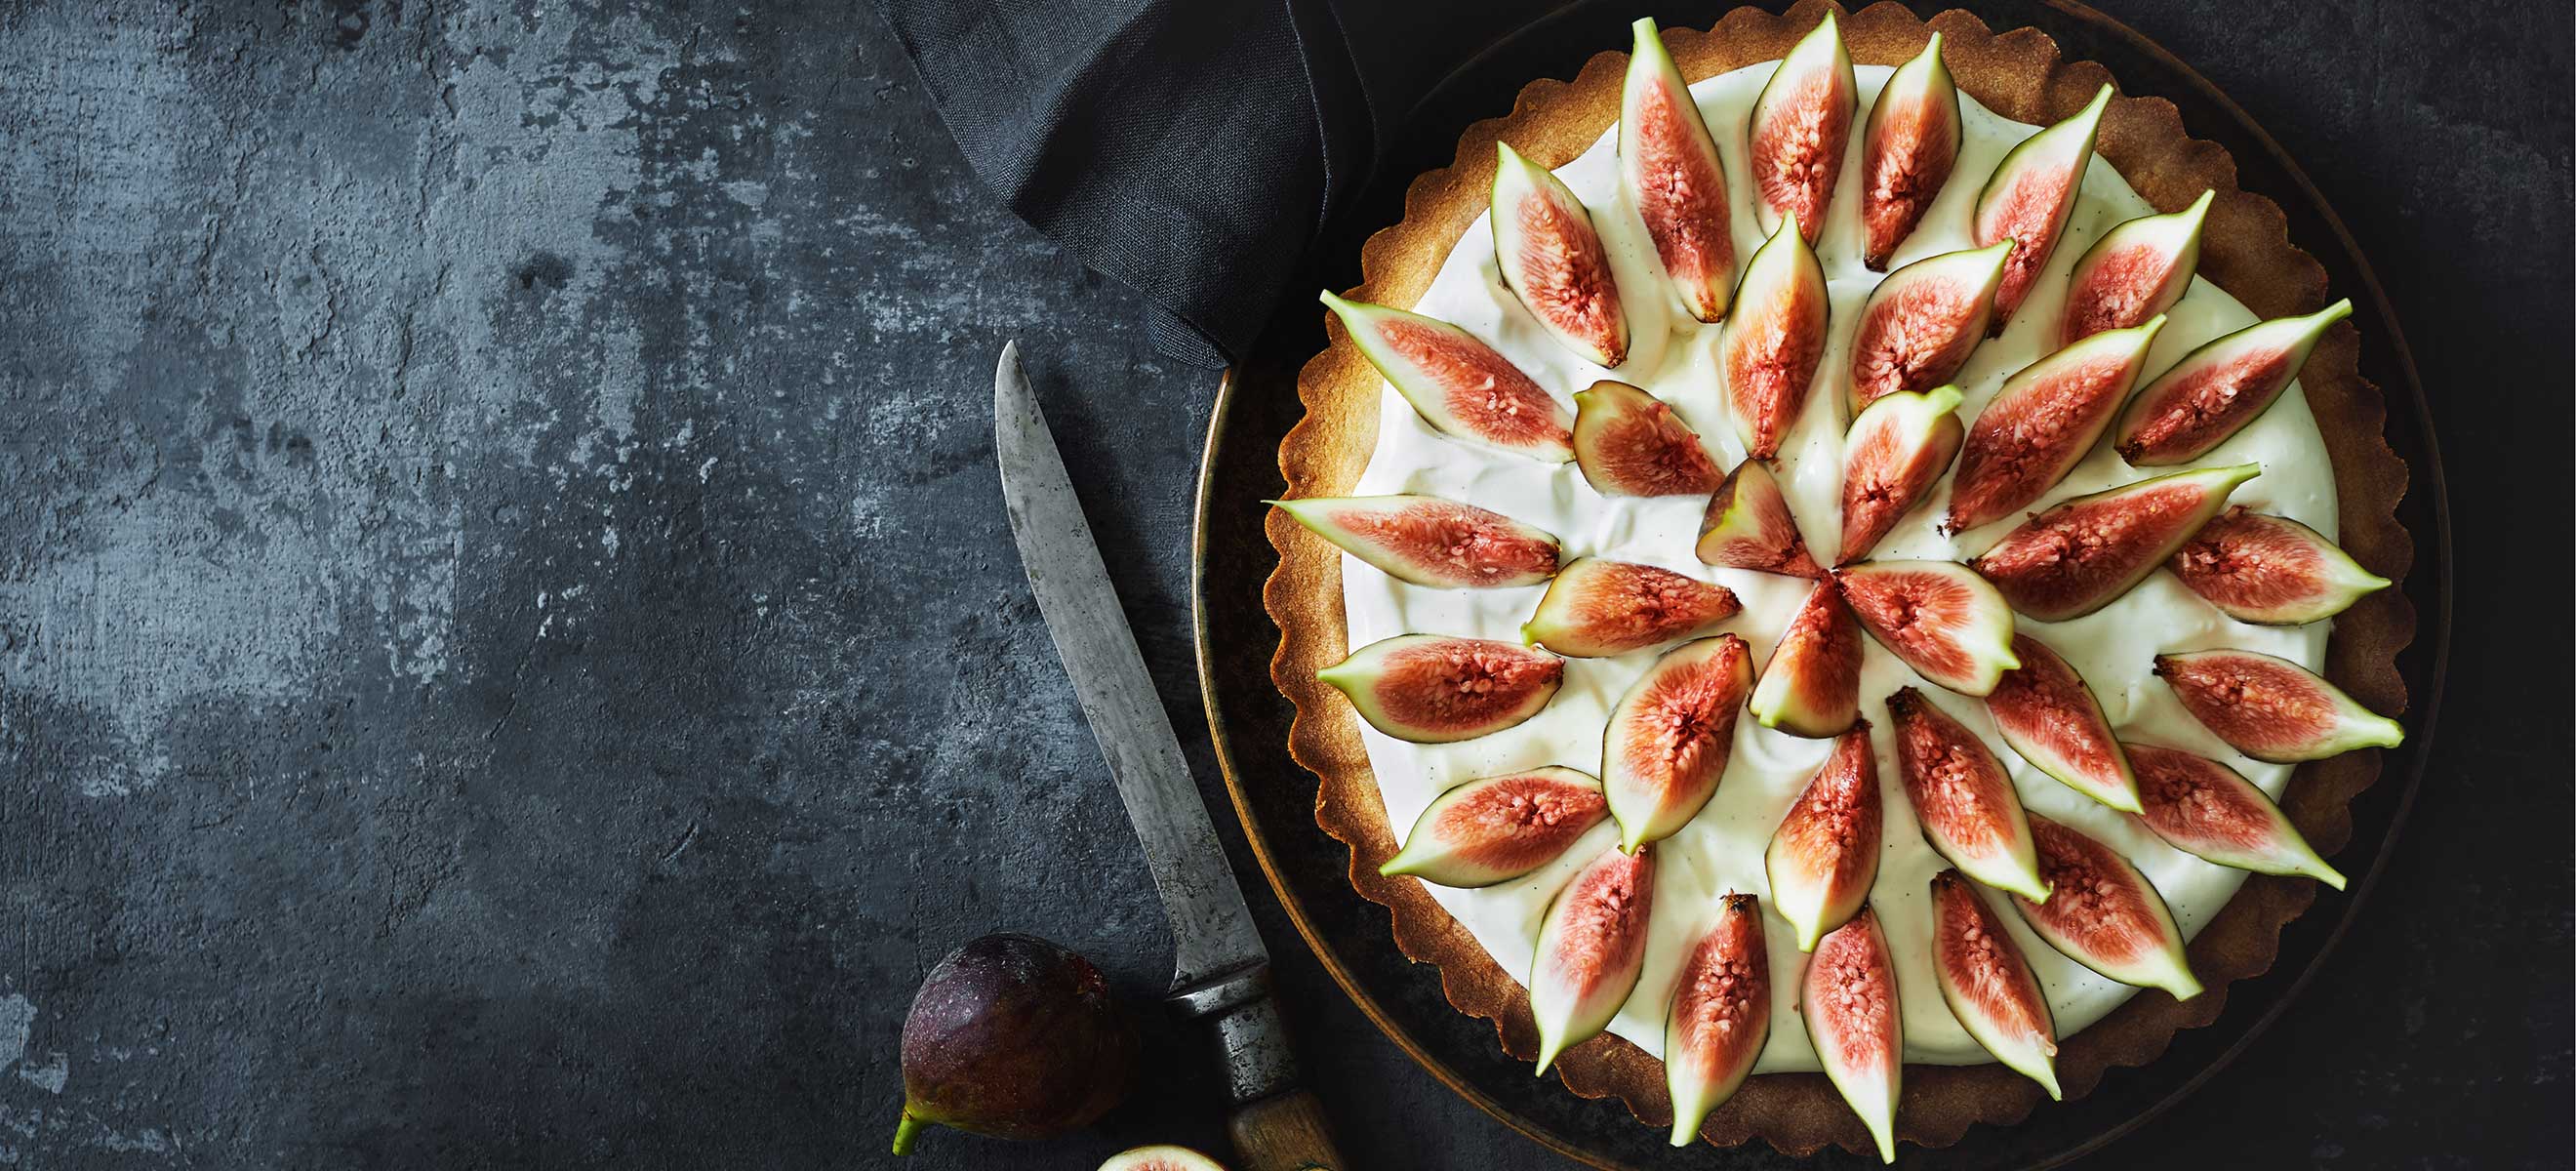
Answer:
top-left (1170, 965), bottom-right (1296, 1103)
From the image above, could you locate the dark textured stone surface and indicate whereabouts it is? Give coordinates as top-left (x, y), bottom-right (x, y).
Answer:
top-left (0, 1), bottom-right (2562, 1167)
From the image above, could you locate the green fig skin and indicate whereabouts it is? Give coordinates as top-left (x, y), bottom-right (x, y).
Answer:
top-left (1269, 495), bottom-right (1561, 589)
top-left (1317, 292), bottom-right (1575, 462)
top-left (2168, 507), bottom-right (2391, 626)
top-left (1928, 869), bottom-right (2062, 1099)
top-left (1664, 893), bottom-right (1771, 1146)
top-left (1749, 13), bottom-right (1855, 245)
top-left (1623, 18), bottom-right (1735, 322)
top-left (1969, 464), bottom-right (2260, 623)
top-left (1837, 384), bottom-right (1965, 565)
top-left (1802, 908), bottom-right (1902, 1164)
top-left (895, 934), bottom-right (1137, 1155)
top-left (1974, 85), bottom-right (2112, 331)
top-left (1860, 32), bottom-right (1961, 271)
top-left (1721, 214), bottom-right (1831, 460)
top-left (2153, 649), bottom-right (2402, 763)
top-left (2061, 189), bottom-right (2213, 345)
top-left (2124, 742), bottom-right (2346, 888)
top-left (2012, 815), bottom-right (2201, 1000)
top-left (1494, 141), bottom-right (1630, 367)
top-left (1944, 313), bottom-right (2168, 535)
top-left (1320, 635), bottom-right (1565, 745)
top-left (2113, 300), bottom-right (2354, 465)
top-left (1845, 243), bottom-right (2009, 417)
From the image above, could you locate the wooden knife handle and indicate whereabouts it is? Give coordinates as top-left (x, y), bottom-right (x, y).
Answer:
top-left (1228, 1088), bottom-right (1346, 1171)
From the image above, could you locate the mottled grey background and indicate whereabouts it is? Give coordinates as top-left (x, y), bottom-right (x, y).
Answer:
top-left (0, 0), bottom-right (2563, 1168)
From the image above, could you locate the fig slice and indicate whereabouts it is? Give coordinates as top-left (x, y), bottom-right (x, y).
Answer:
top-left (1494, 141), bottom-right (1629, 367)
top-left (1572, 380), bottom-right (1723, 497)
top-left (1622, 18), bottom-right (1734, 323)
top-left (1765, 725), bottom-right (1881, 949)
top-left (1664, 892), bottom-right (1771, 1146)
top-left (1696, 459), bottom-right (1826, 579)
top-left (1721, 214), bottom-right (1830, 461)
top-left (2012, 814), bottom-right (2201, 999)
top-left (1834, 561), bottom-right (2020, 697)
top-left (1859, 33), bottom-right (1960, 271)
top-left (1381, 767), bottom-right (1610, 888)
top-left (1270, 495), bottom-right (1562, 588)
top-left (1317, 634), bottom-right (1564, 745)
top-left (1838, 384), bottom-right (1966, 565)
top-left (1603, 634), bottom-right (1754, 850)
top-left (1521, 557), bottom-right (1741, 659)
top-left (2169, 506), bottom-right (2391, 625)
top-left (1097, 1146), bottom-right (1227, 1171)
top-left (1750, 581), bottom-right (1864, 738)
top-left (1318, 292), bottom-right (1575, 461)
top-left (1801, 908), bottom-right (1901, 1164)
top-left (2153, 649), bottom-right (2403, 763)
top-left (1928, 869), bottom-right (2062, 1099)
top-left (1530, 842), bottom-right (1657, 1072)
top-left (1845, 242), bottom-right (2010, 415)
top-left (1973, 84), bottom-right (2113, 332)
top-left (1944, 314), bottom-right (2169, 534)
top-left (2113, 300), bottom-right (2355, 465)
top-left (2061, 189), bottom-right (2214, 345)
top-left (1887, 687), bottom-right (2049, 902)
top-left (1748, 13), bottom-right (1855, 246)
top-left (1970, 463), bottom-right (2260, 623)
top-left (2124, 742), bottom-right (2347, 888)
top-left (1983, 632), bottom-right (2142, 812)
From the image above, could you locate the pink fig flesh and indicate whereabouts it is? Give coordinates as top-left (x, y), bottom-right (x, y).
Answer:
top-left (2061, 189), bottom-right (2212, 345)
top-left (1845, 242), bottom-right (2008, 415)
top-left (1664, 893), bottom-right (1771, 1146)
top-left (2169, 507), bottom-right (2390, 626)
top-left (2113, 300), bottom-right (2353, 465)
top-left (1622, 18), bottom-right (1734, 322)
top-left (1722, 216), bottom-right (1830, 460)
top-left (1749, 14), bottom-right (1855, 245)
top-left (1984, 632), bottom-right (2141, 812)
top-left (1530, 842), bottom-right (1657, 1072)
top-left (1973, 85), bottom-right (2111, 331)
top-left (1096, 1147), bottom-right (1227, 1171)
top-left (1766, 725), bottom-right (1881, 950)
top-left (1319, 292), bottom-right (1574, 461)
top-left (1945, 314), bottom-right (2167, 534)
top-left (1272, 495), bottom-right (1561, 588)
top-left (2124, 743), bottom-right (2345, 887)
top-left (1318, 635), bottom-right (1564, 745)
top-left (1860, 33), bottom-right (1960, 271)
top-left (1834, 561), bottom-right (2021, 697)
top-left (2153, 649), bottom-right (2402, 763)
top-left (1604, 634), bottom-right (1753, 850)
top-left (1522, 557), bottom-right (1740, 659)
top-left (1750, 581), bottom-right (1864, 738)
top-left (1572, 380), bottom-right (1723, 497)
top-left (1494, 141), bottom-right (1628, 367)
top-left (1697, 459), bottom-right (1825, 579)
top-left (1838, 384), bottom-right (1965, 565)
top-left (1970, 464), bottom-right (2259, 623)
top-left (1929, 869), bottom-right (2061, 1098)
top-left (1888, 687), bottom-right (2048, 902)
top-left (1381, 767), bottom-right (1609, 888)
top-left (2013, 814), bottom-right (2200, 998)
top-left (1801, 908), bottom-right (1901, 1164)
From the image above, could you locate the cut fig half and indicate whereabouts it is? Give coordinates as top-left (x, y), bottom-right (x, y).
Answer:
top-left (1973, 84), bottom-right (2113, 331)
top-left (1887, 687), bottom-right (2048, 903)
top-left (1603, 634), bottom-right (1754, 850)
top-left (1494, 141), bottom-right (1629, 367)
top-left (1838, 384), bottom-right (1966, 565)
top-left (1269, 495), bottom-right (1561, 588)
top-left (1318, 292), bottom-right (1574, 461)
top-left (1971, 464), bottom-right (2260, 623)
top-left (2013, 814), bottom-right (2201, 999)
top-left (1697, 459), bottom-right (1825, 579)
top-left (2169, 506), bottom-right (2391, 625)
top-left (1945, 314), bottom-right (2168, 534)
top-left (1801, 909), bottom-right (1901, 1164)
top-left (2061, 189), bottom-right (2213, 345)
top-left (1622, 18), bottom-right (1734, 323)
top-left (1317, 634), bottom-right (1564, 744)
top-left (1749, 13), bottom-right (1855, 246)
top-left (1521, 557), bottom-right (1740, 659)
top-left (2113, 300), bottom-right (2354, 465)
top-left (1721, 213), bottom-right (1831, 460)
top-left (1097, 1147), bottom-right (1227, 1171)
top-left (1860, 32), bottom-right (1960, 271)
top-left (1928, 869), bottom-right (2061, 1098)
top-left (1845, 242), bottom-right (2010, 416)
top-left (1530, 842), bottom-right (1657, 1073)
top-left (1834, 561), bottom-right (2020, 697)
top-left (1984, 632), bottom-right (2141, 812)
top-left (1750, 581), bottom-right (1864, 738)
top-left (2153, 649), bottom-right (2403, 763)
top-left (1381, 767), bottom-right (1610, 888)
top-left (2124, 742), bottom-right (2346, 888)
top-left (1664, 893), bottom-right (1771, 1146)
top-left (1766, 725), bottom-right (1881, 950)
top-left (1572, 380), bottom-right (1723, 497)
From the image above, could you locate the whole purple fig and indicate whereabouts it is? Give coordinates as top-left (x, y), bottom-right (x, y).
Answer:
top-left (892, 933), bottom-right (1136, 1154)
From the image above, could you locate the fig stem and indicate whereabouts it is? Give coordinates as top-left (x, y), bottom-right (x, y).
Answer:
top-left (891, 1109), bottom-right (925, 1155)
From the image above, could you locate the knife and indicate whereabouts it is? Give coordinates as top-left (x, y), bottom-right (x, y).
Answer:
top-left (995, 343), bottom-right (1346, 1171)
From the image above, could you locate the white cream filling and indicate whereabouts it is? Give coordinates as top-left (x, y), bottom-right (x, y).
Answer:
top-left (1340, 61), bottom-right (2337, 1070)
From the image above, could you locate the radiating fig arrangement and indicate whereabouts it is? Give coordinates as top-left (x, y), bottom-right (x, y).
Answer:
top-left (1283, 18), bottom-right (2400, 1162)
